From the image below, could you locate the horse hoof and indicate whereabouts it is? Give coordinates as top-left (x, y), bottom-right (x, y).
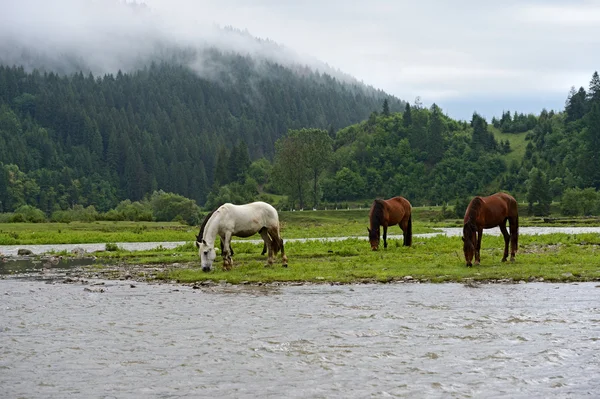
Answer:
top-left (510, 258), bottom-right (516, 263)
top-left (282, 263), bottom-right (288, 268)
top-left (501, 258), bottom-right (507, 263)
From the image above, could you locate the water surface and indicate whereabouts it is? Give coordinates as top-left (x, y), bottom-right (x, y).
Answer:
top-left (2, 226), bottom-right (600, 257)
top-left (1, 280), bottom-right (599, 398)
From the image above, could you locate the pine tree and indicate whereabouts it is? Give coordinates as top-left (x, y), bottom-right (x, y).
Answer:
top-left (427, 104), bottom-right (445, 163)
top-left (587, 71), bottom-right (600, 104)
top-left (402, 103), bottom-right (412, 127)
top-left (565, 86), bottom-right (587, 122)
top-left (382, 99), bottom-right (390, 116)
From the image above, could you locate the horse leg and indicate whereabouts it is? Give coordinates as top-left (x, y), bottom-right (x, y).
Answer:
top-left (509, 216), bottom-right (518, 262)
top-left (280, 238), bottom-right (288, 267)
top-left (475, 228), bottom-right (483, 265)
top-left (222, 233), bottom-right (233, 270)
top-left (383, 225), bottom-right (388, 249)
top-left (269, 227), bottom-right (288, 267)
top-left (259, 228), bottom-right (274, 266)
top-left (220, 240), bottom-right (234, 257)
top-left (499, 222), bottom-right (510, 262)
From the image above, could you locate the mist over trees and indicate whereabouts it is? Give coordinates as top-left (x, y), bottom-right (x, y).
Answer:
top-left (0, 55), bottom-right (402, 214)
top-left (2, 10), bottom-right (600, 220)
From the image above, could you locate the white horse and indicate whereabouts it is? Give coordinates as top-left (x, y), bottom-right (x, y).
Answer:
top-left (195, 201), bottom-right (288, 272)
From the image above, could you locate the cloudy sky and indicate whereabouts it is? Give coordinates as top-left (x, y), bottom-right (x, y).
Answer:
top-left (3, 0), bottom-right (600, 120)
top-left (145, 0), bottom-right (600, 120)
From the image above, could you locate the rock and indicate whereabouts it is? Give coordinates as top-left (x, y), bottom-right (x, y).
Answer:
top-left (71, 247), bottom-right (86, 257)
top-left (83, 287), bottom-right (105, 293)
top-left (403, 275), bottom-right (414, 281)
top-left (17, 248), bottom-right (33, 256)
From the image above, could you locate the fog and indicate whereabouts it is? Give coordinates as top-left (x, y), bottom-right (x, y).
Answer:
top-left (0, 0), bottom-right (343, 81)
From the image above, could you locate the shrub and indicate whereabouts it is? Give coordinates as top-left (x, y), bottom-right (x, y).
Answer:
top-left (149, 190), bottom-right (201, 225)
top-left (12, 205), bottom-right (46, 223)
top-left (50, 205), bottom-right (98, 223)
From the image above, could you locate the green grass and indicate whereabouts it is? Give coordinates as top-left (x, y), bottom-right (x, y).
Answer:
top-left (0, 221), bottom-right (195, 245)
top-left (161, 233), bottom-right (600, 284)
top-left (0, 207), bottom-right (597, 245)
top-left (78, 233), bottom-right (600, 285)
top-left (3, 210), bottom-right (600, 285)
top-left (490, 126), bottom-right (529, 164)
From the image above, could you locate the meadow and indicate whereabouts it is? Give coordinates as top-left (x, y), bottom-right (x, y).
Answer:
top-left (3, 207), bottom-right (599, 284)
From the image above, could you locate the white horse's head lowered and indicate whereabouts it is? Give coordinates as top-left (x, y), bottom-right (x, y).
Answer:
top-left (197, 239), bottom-right (217, 272)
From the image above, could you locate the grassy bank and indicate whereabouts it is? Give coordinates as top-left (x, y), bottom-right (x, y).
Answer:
top-left (83, 233), bottom-right (600, 284)
top-left (2, 209), bottom-right (600, 285)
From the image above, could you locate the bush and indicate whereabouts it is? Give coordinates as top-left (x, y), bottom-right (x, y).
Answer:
top-left (105, 243), bottom-right (121, 252)
top-left (11, 205), bottom-right (46, 223)
top-left (50, 205), bottom-right (98, 223)
top-left (453, 197), bottom-right (471, 219)
top-left (149, 190), bottom-right (201, 225)
top-left (110, 200), bottom-right (153, 222)
top-left (560, 188), bottom-right (599, 216)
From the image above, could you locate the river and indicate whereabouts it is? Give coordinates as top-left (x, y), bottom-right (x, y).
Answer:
top-left (1, 279), bottom-right (599, 398)
top-left (2, 226), bottom-right (600, 257)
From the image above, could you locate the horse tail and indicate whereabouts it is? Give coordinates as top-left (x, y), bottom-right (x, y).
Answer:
top-left (404, 213), bottom-right (412, 246)
top-left (268, 228), bottom-right (283, 255)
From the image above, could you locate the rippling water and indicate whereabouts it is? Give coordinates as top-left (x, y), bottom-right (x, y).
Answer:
top-left (1, 280), bottom-right (599, 398)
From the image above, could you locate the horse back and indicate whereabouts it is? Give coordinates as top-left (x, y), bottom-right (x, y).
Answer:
top-left (226, 202), bottom-right (279, 236)
top-left (384, 196), bottom-right (411, 225)
top-left (480, 193), bottom-right (518, 227)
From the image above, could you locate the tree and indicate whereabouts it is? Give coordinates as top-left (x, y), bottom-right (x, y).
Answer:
top-left (565, 86), bottom-right (587, 122)
top-left (302, 129), bottom-right (333, 208)
top-left (427, 104), bottom-right (445, 163)
top-left (580, 102), bottom-right (600, 188)
top-left (588, 71), bottom-right (600, 105)
top-left (272, 133), bottom-right (310, 209)
top-left (382, 99), bottom-right (390, 116)
top-left (402, 103), bottom-right (412, 127)
top-left (527, 167), bottom-right (551, 216)
top-left (272, 128), bottom-right (332, 209)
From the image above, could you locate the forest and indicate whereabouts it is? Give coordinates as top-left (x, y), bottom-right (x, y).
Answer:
top-left (1, 50), bottom-right (600, 222)
top-left (0, 51), bottom-right (402, 215)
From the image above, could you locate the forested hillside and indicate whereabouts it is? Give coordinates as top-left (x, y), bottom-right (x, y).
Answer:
top-left (250, 72), bottom-right (600, 216)
top-left (0, 53), bottom-right (403, 213)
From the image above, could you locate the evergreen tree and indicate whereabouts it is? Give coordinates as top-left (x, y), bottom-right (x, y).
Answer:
top-left (580, 102), bottom-right (600, 188)
top-left (587, 71), bottom-right (600, 105)
top-left (565, 86), bottom-right (587, 122)
top-left (214, 146), bottom-right (229, 186)
top-left (402, 103), bottom-right (412, 127)
top-left (427, 104), bottom-right (445, 163)
top-left (527, 167), bottom-right (551, 216)
top-left (382, 99), bottom-right (390, 116)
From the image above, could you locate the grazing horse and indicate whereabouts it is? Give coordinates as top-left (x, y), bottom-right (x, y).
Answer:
top-left (197, 211), bottom-right (267, 258)
top-left (368, 196), bottom-right (412, 250)
top-left (195, 201), bottom-right (288, 272)
top-left (462, 192), bottom-right (519, 267)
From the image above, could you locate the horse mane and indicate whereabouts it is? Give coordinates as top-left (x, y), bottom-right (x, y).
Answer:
top-left (464, 197), bottom-right (483, 234)
top-left (196, 208), bottom-right (218, 242)
top-left (370, 199), bottom-right (385, 229)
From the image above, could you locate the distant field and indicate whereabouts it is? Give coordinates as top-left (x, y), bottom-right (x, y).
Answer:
top-left (490, 126), bottom-right (529, 164)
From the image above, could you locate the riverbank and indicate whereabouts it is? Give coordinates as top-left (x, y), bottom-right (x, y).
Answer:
top-left (2, 230), bottom-right (600, 285)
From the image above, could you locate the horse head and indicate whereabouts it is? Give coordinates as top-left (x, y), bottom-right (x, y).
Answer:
top-left (462, 224), bottom-right (476, 267)
top-left (367, 227), bottom-right (380, 251)
top-left (197, 239), bottom-right (217, 272)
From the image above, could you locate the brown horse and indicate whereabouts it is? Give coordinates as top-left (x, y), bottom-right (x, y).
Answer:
top-left (462, 192), bottom-right (519, 267)
top-left (368, 196), bottom-right (412, 250)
